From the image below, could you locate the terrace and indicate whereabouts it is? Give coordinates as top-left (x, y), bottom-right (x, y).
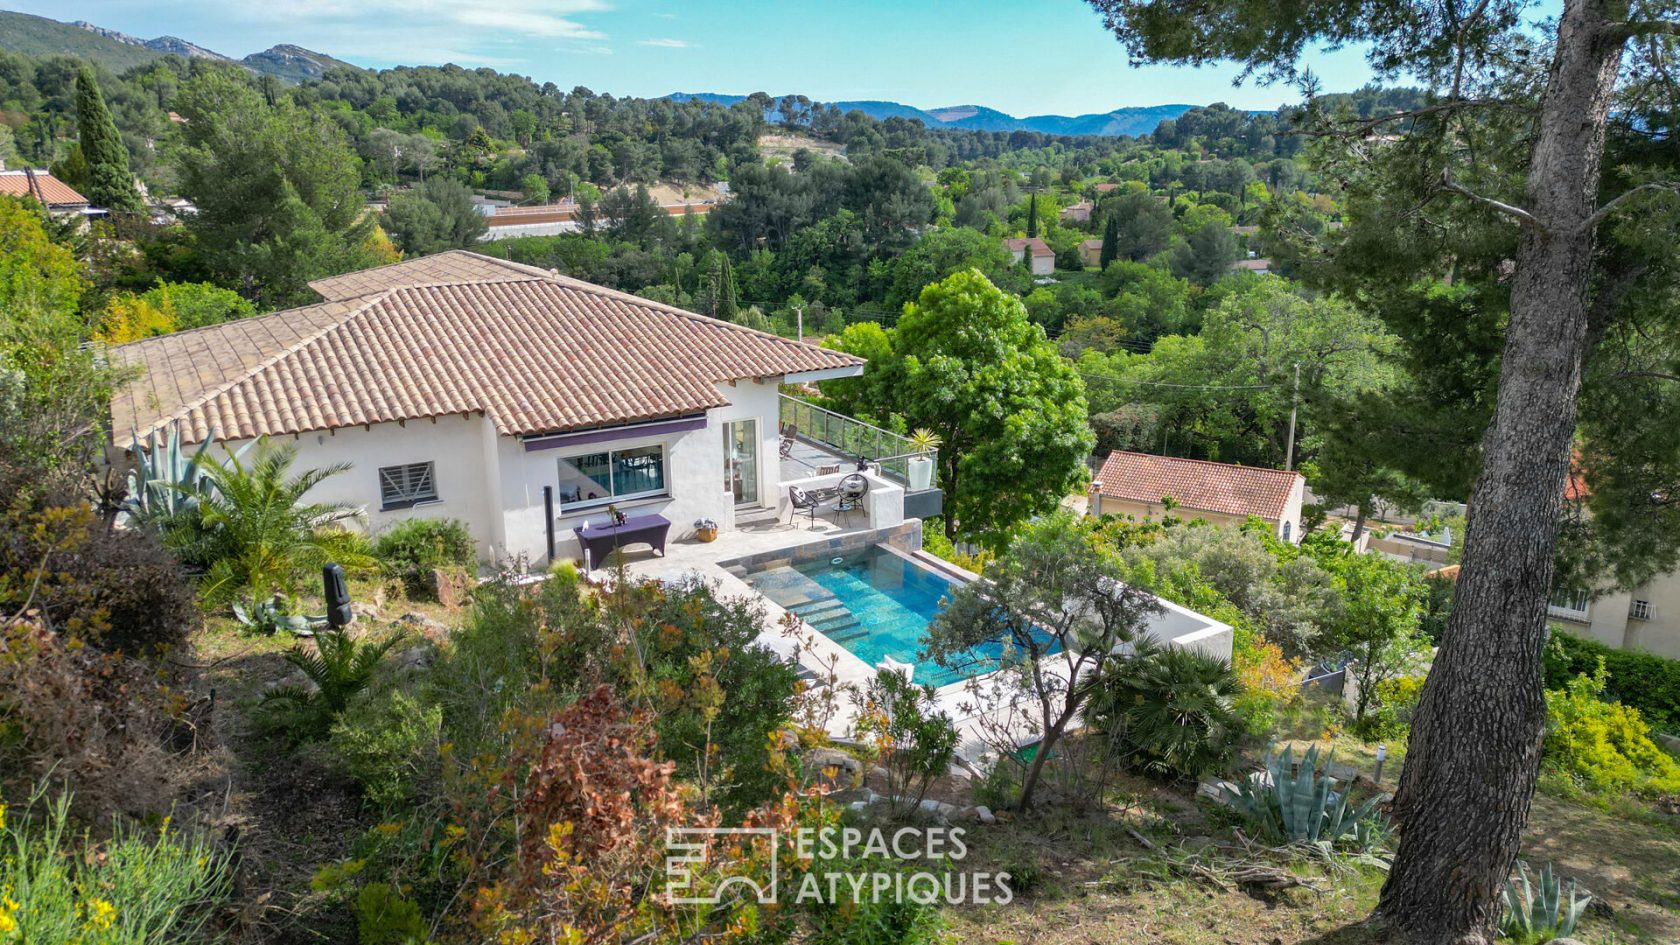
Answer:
top-left (777, 394), bottom-right (945, 521)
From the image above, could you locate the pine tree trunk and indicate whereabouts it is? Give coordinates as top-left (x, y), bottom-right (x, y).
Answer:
top-left (1378, 1), bottom-right (1625, 941)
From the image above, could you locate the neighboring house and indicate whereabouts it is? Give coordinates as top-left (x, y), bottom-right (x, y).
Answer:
top-left (1088, 450), bottom-right (1306, 543)
top-left (1232, 258), bottom-right (1273, 274)
top-left (1542, 466), bottom-right (1680, 658)
top-left (0, 169), bottom-right (96, 218)
top-left (1079, 238), bottom-right (1103, 268)
top-left (1093, 182), bottom-right (1121, 195)
top-left (1060, 201), bottom-right (1093, 223)
top-left (1004, 237), bottom-right (1055, 276)
top-left (110, 250), bottom-right (870, 566)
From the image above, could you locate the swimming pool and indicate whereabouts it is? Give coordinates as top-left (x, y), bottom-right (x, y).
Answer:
top-left (743, 545), bottom-right (1042, 689)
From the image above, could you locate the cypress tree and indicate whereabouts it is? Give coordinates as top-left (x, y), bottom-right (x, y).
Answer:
top-left (709, 251), bottom-right (738, 320)
top-left (1025, 193), bottom-right (1039, 238)
top-left (74, 67), bottom-right (141, 214)
top-left (1099, 213), bottom-right (1119, 270)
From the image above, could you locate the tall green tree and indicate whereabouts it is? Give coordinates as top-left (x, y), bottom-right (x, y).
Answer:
top-left (708, 250), bottom-right (738, 320)
top-left (830, 269), bottom-right (1093, 543)
top-left (384, 177), bottom-right (488, 256)
top-left (1025, 192), bottom-right (1039, 237)
top-left (73, 67), bottom-right (140, 214)
top-left (925, 512), bottom-right (1159, 809)
top-left (1098, 213), bottom-right (1120, 270)
top-left (175, 68), bottom-right (378, 308)
top-left (1088, 0), bottom-right (1680, 941)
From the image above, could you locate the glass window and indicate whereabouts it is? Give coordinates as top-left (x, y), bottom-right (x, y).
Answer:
top-left (557, 445), bottom-right (667, 509)
top-left (1548, 589), bottom-right (1591, 620)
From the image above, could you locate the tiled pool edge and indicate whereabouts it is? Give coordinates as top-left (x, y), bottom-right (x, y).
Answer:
top-left (718, 519), bottom-right (923, 574)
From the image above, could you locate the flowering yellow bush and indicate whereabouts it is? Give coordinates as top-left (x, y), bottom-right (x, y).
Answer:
top-left (1544, 660), bottom-right (1680, 798)
top-left (1232, 630), bottom-right (1301, 735)
top-left (0, 790), bottom-right (230, 944)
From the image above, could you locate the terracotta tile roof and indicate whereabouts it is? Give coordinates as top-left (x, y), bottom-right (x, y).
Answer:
top-left (1004, 237), bottom-right (1054, 257)
top-left (1093, 450), bottom-right (1302, 520)
top-left (0, 170), bottom-right (88, 207)
top-left (1080, 238), bottom-right (1103, 249)
top-left (308, 250), bottom-right (555, 300)
top-left (114, 255), bottom-right (863, 445)
top-left (1232, 258), bottom-right (1273, 272)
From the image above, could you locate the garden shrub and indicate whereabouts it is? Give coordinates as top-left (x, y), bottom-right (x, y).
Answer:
top-left (0, 498), bottom-right (198, 655)
top-left (1543, 660), bottom-right (1680, 797)
top-left (1544, 630), bottom-right (1680, 734)
top-left (0, 618), bottom-right (173, 817)
top-left (854, 669), bottom-right (959, 814)
top-left (373, 518), bottom-right (477, 600)
top-left (1353, 674), bottom-right (1425, 742)
top-left (1232, 630), bottom-right (1301, 736)
top-left (0, 789), bottom-right (232, 942)
top-left (329, 688), bottom-right (443, 807)
top-left (355, 881), bottom-right (429, 945)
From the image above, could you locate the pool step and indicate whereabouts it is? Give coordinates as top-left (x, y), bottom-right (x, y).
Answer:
top-left (793, 602), bottom-right (849, 626)
top-left (825, 622), bottom-right (871, 644)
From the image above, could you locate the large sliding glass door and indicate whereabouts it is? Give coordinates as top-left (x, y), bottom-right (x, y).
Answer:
top-left (724, 419), bottom-right (759, 507)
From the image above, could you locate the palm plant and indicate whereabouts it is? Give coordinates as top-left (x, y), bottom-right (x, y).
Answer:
top-left (261, 629), bottom-right (407, 740)
top-left (173, 440), bottom-right (371, 604)
top-left (1089, 642), bottom-right (1241, 780)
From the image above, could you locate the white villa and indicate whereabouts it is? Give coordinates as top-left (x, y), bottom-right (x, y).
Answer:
top-left (111, 250), bottom-right (1234, 757)
top-left (110, 251), bottom-right (921, 565)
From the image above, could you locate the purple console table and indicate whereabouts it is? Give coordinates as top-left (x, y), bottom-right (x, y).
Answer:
top-left (575, 513), bottom-right (671, 569)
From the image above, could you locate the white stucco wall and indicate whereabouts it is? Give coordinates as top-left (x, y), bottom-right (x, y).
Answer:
top-left (220, 413), bottom-right (502, 559)
top-left (215, 379), bottom-right (791, 570)
top-left (499, 378), bottom-right (785, 565)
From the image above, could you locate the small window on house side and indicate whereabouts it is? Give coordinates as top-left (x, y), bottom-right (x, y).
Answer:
top-left (1282, 521), bottom-right (1293, 542)
top-left (1630, 599), bottom-right (1654, 621)
top-left (379, 462), bottom-right (438, 510)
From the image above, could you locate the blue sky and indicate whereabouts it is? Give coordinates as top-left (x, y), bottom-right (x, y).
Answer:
top-left (6, 0), bottom-right (1382, 115)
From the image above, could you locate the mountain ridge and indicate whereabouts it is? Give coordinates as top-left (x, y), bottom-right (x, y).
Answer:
top-left (666, 92), bottom-right (1227, 137)
top-left (0, 11), bottom-right (356, 83)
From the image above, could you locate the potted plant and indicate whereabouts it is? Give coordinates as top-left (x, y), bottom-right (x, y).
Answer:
top-left (906, 429), bottom-right (941, 491)
top-left (694, 517), bottom-right (719, 542)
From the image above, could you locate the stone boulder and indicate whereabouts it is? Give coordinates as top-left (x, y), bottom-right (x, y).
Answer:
top-left (804, 747), bottom-right (863, 791)
top-left (396, 612), bottom-right (451, 646)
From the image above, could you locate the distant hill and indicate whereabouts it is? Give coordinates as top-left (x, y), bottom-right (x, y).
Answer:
top-left (242, 44), bottom-right (355, 83)
top-left (668, 92), bottom-right (1210, 138)
top-left (0, 11), bottom-right (168, 72)
top-left (0, 11), bottom-right (355, 83)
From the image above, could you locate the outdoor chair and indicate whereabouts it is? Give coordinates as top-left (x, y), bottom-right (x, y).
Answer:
top-left (830, 473), bottom-right (870, 527)
top-left (787, 485), bottom-right (823, 529)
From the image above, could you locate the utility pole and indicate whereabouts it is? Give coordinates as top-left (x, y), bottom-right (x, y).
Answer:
top-left (1284, 362), bottom-right (1300, 470)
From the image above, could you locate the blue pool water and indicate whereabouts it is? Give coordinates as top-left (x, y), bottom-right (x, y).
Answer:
top-left (744, 545), bottom-right (1043, 688)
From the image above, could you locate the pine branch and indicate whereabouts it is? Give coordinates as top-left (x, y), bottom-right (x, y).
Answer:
top-left (1580, 182), bottom-right (1680, 231)
top-left (1621, 19), bottom-right (1680, 37)
top-left (1438, 173), bottom-right (1546, 231)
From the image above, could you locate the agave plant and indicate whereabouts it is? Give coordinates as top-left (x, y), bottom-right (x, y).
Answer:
top-left (1226, 743), bottom-right (1387, 849)
top-left (125, 421), bottom-right (219, 523)
top-left (233, 594), bottom-right (316, 636)
top-left (1500, 861), bottom-right (1590, 944)
top-left (261, 628), bottom-right (408, 740)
